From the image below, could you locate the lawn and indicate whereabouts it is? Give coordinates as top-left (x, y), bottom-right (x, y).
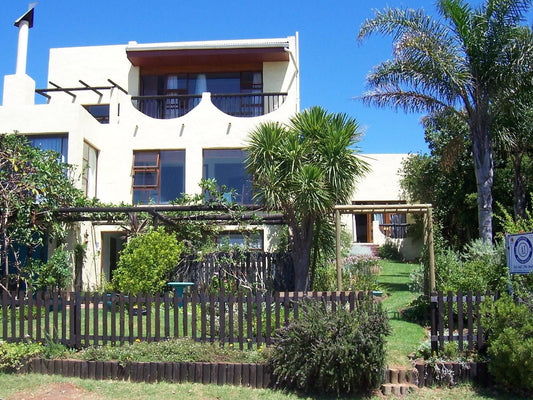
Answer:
top-left (378, 260), bottom-right (427, 367)
top-left (0, 374), bottom-right (519, 400)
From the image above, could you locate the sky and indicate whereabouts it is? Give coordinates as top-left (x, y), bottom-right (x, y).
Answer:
top-left (0, 0), bottom-right (508, 154)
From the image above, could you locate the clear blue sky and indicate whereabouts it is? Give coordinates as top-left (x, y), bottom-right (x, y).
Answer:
top-left (0, 0), bottom-right (515, 154)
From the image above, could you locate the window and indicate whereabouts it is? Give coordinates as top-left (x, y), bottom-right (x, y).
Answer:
top-left (83, 104), bottom-right (110, 124)
top-left (202, 149), bottom-right (252, 204)
top-left (141, 72), bottom-right (262, 96)
top-left (28, 135), bottom-right (68, 163)
top-left (140, 72), bottom-right (263, 118)
top-left (132, 150), bottom-right (185, 204)
top-left (82, 142), bottom-right (98, 198)
top-left (216, 231), bottom-right (263, 251)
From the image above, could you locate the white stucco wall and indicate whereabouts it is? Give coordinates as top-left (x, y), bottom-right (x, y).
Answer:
top-left (0, 35), bottom-right (300, 289)
top-left (352, 153), bottom-right (407, 202)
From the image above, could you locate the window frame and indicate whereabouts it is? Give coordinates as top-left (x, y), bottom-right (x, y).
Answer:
top-left (132, 150), bottom-right (185, 204)
top-left (202, 148), bottom-right (253, 205)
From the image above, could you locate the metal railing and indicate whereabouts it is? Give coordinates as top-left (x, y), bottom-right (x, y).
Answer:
top-left (131, 92), bottom-right (287, 119)
top-left (379, 223), bottom-right (409, 239)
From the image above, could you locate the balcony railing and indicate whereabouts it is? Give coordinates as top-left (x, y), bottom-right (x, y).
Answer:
top-left (131, 92), bottom-right (287, 119)
top-left (379, 223), bottom-right (409, 239)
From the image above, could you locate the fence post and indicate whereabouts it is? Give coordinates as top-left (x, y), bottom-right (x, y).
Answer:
top-left (430, 292), bottom-right (438, 354)
top-left (70, 291), bottom-right (82, 349)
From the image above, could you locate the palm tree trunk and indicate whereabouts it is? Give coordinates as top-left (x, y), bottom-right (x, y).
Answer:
top-left (512, 152), bottom-right (526, 219)
top-left (470, 117), bottom-right (494, 243)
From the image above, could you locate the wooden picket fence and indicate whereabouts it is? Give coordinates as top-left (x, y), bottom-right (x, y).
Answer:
top-left (0, 290), bottom-right (368, 349)
top-left (430, 291), bottom-right (499, 353)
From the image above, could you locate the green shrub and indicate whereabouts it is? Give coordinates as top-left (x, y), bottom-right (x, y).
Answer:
top-left (24, 247), bottom-right (73, 291)
top-left (413, 236), bottom-right (508, 294)
top-left (77, 338), bottom-right (266, 365)
top-left (400, 294), bottom-right (431, 325)
top-left (342, 255), bottom-right (381, 292)
top-left (0, 341), bottom-right (43, 371)
top-left (312, 261), bottom-right (337, 291)
top-left (481, 292), bottom-right (533, 394)
top-left (378, 240), bottom-right (402, 261)
top-left (111, 228), bottom-right (185, 294)
top-left (269, 297), bottom-right (391, 395)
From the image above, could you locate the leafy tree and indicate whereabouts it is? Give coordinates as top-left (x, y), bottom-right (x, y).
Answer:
top-left (358, 0), bottom-right (533, 242)
top-left (400, 110), bottom-right (478, 248)
top-left (491, 26), bottom-right (533, 219)
top-left (0, 133), bottom-right (85, 291)
top-left (245, 106), bottom-right (368, 290)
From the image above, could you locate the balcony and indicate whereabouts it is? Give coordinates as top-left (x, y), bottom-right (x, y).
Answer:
top-left (131, 92), bottom-right (287, 119)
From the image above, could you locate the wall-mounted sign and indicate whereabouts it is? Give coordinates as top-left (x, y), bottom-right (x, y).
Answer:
top-left (505, 232), bottom-right (533, 274)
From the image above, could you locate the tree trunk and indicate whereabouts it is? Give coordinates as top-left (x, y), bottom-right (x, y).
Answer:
top-left (1, 206), bottom-right (9, 278)
top-left (470, 116), bottom-right (494, 243)
top-left (512, 152), bottom-right (526, 219)
top-left (291, 218), bottom-right (314, 291)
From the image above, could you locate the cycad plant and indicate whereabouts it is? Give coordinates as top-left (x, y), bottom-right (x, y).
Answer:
top-left (246, 106), bottom-right (368, 290)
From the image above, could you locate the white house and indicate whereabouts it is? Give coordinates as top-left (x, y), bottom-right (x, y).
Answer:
top-left (0, 9), bottom-right (417, 289)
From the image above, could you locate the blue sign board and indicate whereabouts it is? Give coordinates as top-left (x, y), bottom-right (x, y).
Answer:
top-left (505, 233), bottom-right (533, 274)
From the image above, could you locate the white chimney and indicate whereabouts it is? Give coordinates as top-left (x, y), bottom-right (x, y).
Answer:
top-left (2, 5), bottom-right (36, 107)
top-left (14, 8), bottom-right (34, 75)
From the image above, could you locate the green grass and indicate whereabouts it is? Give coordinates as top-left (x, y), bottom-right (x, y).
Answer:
top-left (0, 374), bottom-right (521, 400)
top-left (378, 260), bottom-right (427, 367)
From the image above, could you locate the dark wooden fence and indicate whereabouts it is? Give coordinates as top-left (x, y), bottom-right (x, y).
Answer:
top-left (430, 291), bottom-right (499, 353)
top-left (175, 252), bottom-right (294, 292)
top-left (0, 290), bottom-right (367, 349)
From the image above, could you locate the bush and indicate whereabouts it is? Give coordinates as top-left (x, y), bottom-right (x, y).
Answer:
top-left (481, 291), bottom-right (533, 394)
top-left (413, 236), bottom-right (508, 294)
top-left (269, 297), bottom-right (391, 395)
top-left (400, 294), bottom-right (431, 325)
top-left (311, 260), bottom-right (337, 291)
top-left (24, 247), bottom-right (73, 291)
top-left (342, 255), bottom-right (381, 292)
top-left (77, 338), bottom-right (266, 365)
top-left (111, 228), bottom-right (185, 294)
top-left (378, 240), bottom-right (402, 261)
top-left (0, 341), bottom-right (43, 371)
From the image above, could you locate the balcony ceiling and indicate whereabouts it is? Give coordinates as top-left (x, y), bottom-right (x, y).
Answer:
top-left (127, 47), bottom-right (289, 68)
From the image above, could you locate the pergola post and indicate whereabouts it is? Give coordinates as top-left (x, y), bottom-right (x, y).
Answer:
top-left (427, 206), bottom-right (435, 293)
top-left (335, 209), bottom-right (342, 290)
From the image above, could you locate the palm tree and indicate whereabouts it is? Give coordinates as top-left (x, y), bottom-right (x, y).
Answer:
top-left (357, 0), bottom-right (533, 242)
top-left (245, 106), bottom-right (368, 291)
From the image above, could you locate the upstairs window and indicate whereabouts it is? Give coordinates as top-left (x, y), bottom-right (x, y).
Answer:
top-left (132, 150), bottom-right (185, 204)
top-left (202, 149), bottom-right (252, 205)
top-left (83, 104), bottom-right (110, 124)
top-left (82, 142), bottom-right (98, 198)
top-left (141, 72), bottom-right (262, 96)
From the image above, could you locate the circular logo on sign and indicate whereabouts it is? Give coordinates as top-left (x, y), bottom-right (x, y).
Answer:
top-left (514, 236), bottom-right (533, 264)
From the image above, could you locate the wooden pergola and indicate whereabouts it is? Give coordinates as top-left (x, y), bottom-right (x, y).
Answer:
top-left (334, 204), bottom-right (435, 292)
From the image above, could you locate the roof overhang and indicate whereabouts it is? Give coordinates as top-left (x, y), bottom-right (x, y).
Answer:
top-left (126, 38), bottom-right (290, 68)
